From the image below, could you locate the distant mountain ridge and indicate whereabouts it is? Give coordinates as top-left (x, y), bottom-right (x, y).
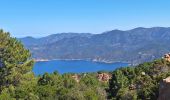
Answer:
top-left (20, 33), bottom-right (92, 46)
top-left (19, 27), bottom-right (170, 65)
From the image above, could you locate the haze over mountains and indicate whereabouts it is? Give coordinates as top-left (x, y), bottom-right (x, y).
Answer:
top-left (19, 27), bottom-right (170, 65)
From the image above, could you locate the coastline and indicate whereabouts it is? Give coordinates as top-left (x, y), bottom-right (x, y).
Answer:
top-left (34, 59), bottom-right (49, 62)
top-left (34, 58), bottom-right (130, 65)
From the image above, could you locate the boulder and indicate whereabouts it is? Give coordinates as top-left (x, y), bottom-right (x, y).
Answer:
top-left (158, 76), bottom-right (170, 100)
top-left (72, 74), bottom-right (80, 82)
top-left (163, 53), bottom-right (170, 62)
top-left (97, 73), bottom-right (111, 82)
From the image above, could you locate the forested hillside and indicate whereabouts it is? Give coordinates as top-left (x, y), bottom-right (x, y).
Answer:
top-left (20, 27), bottom-right (170, 65)
top-left (1, 30), bottom-right (170, 99)
top-left (108, 58), bottom-right (170, 99)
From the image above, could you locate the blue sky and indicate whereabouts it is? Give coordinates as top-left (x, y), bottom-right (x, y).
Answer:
top-left (0, 0), bottom-right (170, 37)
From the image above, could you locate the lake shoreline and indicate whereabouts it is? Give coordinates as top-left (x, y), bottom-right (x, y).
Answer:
top-left (34, 58), bottom-right (131, 65)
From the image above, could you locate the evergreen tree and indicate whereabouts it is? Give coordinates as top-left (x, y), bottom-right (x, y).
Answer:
top-left (0, 30), bottom-right (35, 98)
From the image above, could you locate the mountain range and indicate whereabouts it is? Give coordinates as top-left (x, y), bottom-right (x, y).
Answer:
top-left (19, 27), bottom-right (170, 65)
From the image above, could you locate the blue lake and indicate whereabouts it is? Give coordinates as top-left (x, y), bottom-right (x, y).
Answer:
top-left (33, 60), bottom-right (129, 75)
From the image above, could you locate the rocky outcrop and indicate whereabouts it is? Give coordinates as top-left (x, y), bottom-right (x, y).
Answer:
top-left (163, 53), bottom-right (170, 62)
top-left (71, 73), bottom-right (112, 83)
top-left (71, 74), bottom-right (80, 82)
top-left (158, 76), bottom-right (170, 100)
top-left (97, 73), bottom-right (111, 82)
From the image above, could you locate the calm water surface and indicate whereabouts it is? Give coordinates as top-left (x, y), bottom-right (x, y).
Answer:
top-left (33, 60), bottom-right (128, 75)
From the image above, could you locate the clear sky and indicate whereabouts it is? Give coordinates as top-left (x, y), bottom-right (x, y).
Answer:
top-left (0, 0), bottom-right (170, 37)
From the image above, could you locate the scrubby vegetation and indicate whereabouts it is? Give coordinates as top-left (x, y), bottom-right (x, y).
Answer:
top-left (1, 29), bottom-right (170, 100)
top-left (108, 59), bottom-right (170, 100)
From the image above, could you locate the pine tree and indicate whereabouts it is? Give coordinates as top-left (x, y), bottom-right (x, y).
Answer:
top-left (0, 30), bottom-right (35, 98)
